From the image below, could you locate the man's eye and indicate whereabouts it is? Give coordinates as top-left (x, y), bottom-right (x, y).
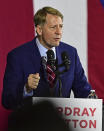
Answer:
top-left (60, 25), bottom-right (63, 28)
top-left (50, 26), bottom-right (56, 29)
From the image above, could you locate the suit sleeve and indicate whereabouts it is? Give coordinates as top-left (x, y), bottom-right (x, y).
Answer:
top-left (72, 48), bottom-right (92, 98)
top-left (2, 51), bottom-right (25, 109)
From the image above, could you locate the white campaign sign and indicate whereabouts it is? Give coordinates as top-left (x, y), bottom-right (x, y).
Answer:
top-left (33, 97), bottom-right (102, 131)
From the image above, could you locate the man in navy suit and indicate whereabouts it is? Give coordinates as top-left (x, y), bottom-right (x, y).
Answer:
top-left (2, 6), bottom-right (92, 109)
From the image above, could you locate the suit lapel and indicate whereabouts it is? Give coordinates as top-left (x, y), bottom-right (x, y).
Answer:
top-left (30, 38), bottom-right (41, 72)
top-left (56, 44), bottom-right (64, 72)
top-left (30, 38), bottom-right (48, 81)
top-left (56, 46), bottom-right (60, 66)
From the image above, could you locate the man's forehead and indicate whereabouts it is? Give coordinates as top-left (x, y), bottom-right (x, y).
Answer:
top-left (45, 14), bottom-right (63, 24)
top-left (46, 13), bottom-right (61, 19)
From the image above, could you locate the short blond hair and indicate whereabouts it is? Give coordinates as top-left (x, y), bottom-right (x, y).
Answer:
top-left (34, 6), bottom-right (63, 27)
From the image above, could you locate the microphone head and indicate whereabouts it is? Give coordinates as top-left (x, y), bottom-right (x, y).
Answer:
top-left (61, 51), bottom-right (68, 60)
top-left (46, 50), bottom-right (55, 60)
top-left (61, 51), bottom-right (70, 71)
top-left (41, 56), bottom-right (47, 69)
top-left (46, 50), bottom-right (56, 71)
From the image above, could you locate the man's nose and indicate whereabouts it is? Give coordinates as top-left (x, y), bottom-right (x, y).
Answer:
top-left (55, 27), bottom-right (62, 34)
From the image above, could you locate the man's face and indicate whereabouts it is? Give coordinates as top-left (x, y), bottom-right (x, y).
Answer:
top-left (37, 14), bottom-right (63, 49)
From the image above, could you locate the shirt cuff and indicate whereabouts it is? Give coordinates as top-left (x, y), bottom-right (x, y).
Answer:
top-left (23, 86), bottom-right (33, 98)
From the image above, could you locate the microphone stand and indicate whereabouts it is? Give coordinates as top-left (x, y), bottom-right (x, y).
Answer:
top-left (54, 72), bottom-right (62, 97)
top-left (46, 50), bottom-right (70, 97)
top-left (58, 76), bottom-right (62, 97)
top-left (54, 59), bottom-right (71, 97)
top-left (54, 68), bottom-right (66, 97)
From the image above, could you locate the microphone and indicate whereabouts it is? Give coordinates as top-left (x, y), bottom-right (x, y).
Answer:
top-left (61, 51), bottom-right (70, 72)
top-left (46, 50), bottom-right (70, 97)
top-left (41, 56), bottom-right (47, 70)
top-left (46, 50), bottom-right (56, 71)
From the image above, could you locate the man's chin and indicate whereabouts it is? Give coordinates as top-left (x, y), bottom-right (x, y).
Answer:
top-left (47, 42), bottom-right (60, 49)
top-left (54, 42), bottom-right (60, 47)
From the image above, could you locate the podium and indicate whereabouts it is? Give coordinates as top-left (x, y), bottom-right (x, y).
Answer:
top-left (33, 97), bottom-right (102, 131)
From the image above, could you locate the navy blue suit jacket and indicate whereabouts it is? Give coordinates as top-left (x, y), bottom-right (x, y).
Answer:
top-left (2, 38), bottom-right (91, 109)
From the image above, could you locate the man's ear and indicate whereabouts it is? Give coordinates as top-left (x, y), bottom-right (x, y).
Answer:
top-left (36, 25), bottom-right (42, 35)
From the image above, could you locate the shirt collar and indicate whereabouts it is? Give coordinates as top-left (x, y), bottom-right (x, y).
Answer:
top-left (36, 38), bottom-right (56, 59)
